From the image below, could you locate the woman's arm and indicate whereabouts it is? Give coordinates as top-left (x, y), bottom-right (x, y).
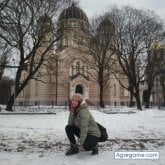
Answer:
top-left (68, 112), bottom-right (74, 125)
top-left (79, 110), bottom-right (90, 144)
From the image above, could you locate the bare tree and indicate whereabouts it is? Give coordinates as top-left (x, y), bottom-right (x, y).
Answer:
top-left (88, 15), bottom-right (115, 107)
top-left (141, 11), bottom-right (163, 108)
top-left (0, 42), bottom-right (11, 80)
top-left (159, 48), bottom-right (165, 106)
top-left (108, 6), bottom-right (163, 110)
top-left (0, 0), bottom-right (10, 12)
top-left (0, 0), bottom-right (11, 80)
top-left (0, 0), bottom-right (68, 111)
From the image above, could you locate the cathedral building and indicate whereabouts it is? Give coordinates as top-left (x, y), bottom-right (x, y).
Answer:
top-left (16, 3), bottom-right (131, 106)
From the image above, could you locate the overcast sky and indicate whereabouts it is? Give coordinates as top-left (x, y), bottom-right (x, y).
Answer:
top-left (78, 0), bottom-right (165, 25)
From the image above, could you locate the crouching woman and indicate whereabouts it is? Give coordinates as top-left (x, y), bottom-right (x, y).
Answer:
top-left (65, 93), bottom-right (100, 156)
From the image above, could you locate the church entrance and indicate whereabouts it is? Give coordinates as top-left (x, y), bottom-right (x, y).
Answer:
top-left (75, 84), bottom-right (83, 94)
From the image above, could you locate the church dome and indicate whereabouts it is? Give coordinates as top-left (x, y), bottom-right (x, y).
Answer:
top-left (99, 18), bottom-right (114, 29)
top-left (59, 3), bottom-right (88, 21)
top-left (97, 17), bottom-right (115, 33)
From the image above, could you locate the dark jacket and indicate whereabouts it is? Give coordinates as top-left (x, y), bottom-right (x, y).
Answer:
top-left (68, 103), bottom-right (101, 144)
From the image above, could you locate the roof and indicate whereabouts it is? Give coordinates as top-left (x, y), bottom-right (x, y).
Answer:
top-left (59, 3), bottom-right (88, 21)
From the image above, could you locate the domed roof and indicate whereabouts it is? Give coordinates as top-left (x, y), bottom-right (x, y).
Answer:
top-left (59, 3), bottom-right (88, 21)
top-left (99, 18), bottom-right (113, 28)
top-left (98, 17), bottom-right (115, 32)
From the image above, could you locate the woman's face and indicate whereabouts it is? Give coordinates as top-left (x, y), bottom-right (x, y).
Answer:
top-left (71, 99), bottom-right (79, 109)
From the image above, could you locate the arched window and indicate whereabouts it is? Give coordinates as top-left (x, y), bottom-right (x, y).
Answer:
top-left (75, 84), bottom-right (83, 94)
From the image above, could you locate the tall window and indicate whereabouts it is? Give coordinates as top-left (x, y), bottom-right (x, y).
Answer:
top-left (73, 34), bottom-right (77, 46)
top-left (64, 35), bottom-right (68, 46)
top-left (76, 61), bottom-right (80, 74)
top-left (82, 65), bottom-right (85, 74)
top-left (86, 66), bottom-right (89, 76)
top-left (72, 65), bottom-right (74, 76)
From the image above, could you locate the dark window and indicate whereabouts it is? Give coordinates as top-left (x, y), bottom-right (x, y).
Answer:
top-left (75, 84), bottom-right (83, 94)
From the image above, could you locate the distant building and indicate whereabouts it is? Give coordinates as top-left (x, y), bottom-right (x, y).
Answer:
top-left (152, 45), bottom-right (165, 107)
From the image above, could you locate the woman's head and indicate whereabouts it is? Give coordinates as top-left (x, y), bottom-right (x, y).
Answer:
top-left (71, 93), bottom-right (83, 110)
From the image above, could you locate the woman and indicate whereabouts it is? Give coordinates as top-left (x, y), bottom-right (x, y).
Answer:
top-left (65, 93), bottom-right (101, 156)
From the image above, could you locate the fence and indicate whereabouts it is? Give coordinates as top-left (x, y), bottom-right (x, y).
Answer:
top-left (14, 100), bottom-right (165, 110)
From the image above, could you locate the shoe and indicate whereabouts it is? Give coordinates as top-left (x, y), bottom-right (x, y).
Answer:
top-left (65, 144), bottom-right (79, 156)
top-left (91, 144), bottom-right (98, 155)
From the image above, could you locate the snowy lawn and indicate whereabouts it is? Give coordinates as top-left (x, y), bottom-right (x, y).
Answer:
top-left (0, 106), bottom-right (165, 165)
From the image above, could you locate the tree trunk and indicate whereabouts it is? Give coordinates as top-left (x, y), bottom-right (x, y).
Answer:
top-left (99, 83), bottom-right (105, 108)
top-left (136, 96), bottom-right (142, 110)
top-left (144, 88), bottom-right (152, 108)
top-left (145, 96), bottom-right (150, 108)
top-left (6, 94), bottom-right (14, 111)
top-left (134, 87), bottom-right (142, 110)
top-left (161, 77), bottom-right (165, 107)
top-left (163, 93), bottom-right (165, 107)
top-left (129, 91), bottom-right (134, 107)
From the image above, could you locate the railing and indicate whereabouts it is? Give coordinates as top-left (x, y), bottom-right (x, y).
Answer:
top-left (0, 100), bottom-right (164, 112)
top-left (14, 100), bottom-right (164, 109)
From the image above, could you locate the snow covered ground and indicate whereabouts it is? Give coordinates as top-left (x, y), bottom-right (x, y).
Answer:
top-left (0, 106), bottom-right (165, 165)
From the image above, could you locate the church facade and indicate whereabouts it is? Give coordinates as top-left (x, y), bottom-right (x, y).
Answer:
top-left (16, 4), bottom-right (132, 106)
